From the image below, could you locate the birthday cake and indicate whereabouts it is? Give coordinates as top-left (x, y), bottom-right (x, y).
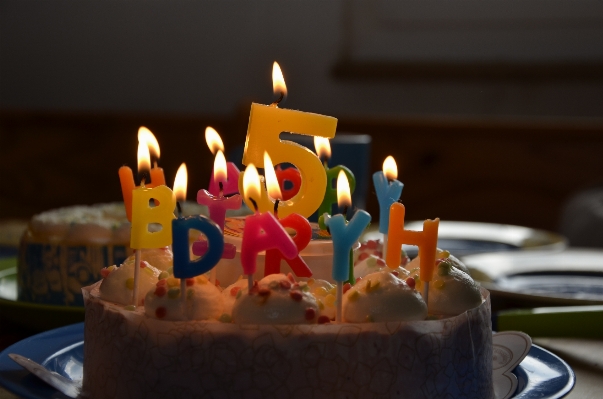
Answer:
top-left (81, 244), bottom-right (493, 399)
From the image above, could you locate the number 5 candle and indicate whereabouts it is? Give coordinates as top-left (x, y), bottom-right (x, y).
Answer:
top-left (239, 62), bottom-right (337, 218)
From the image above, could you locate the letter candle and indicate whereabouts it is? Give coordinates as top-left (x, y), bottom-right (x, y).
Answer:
top-left (275, 165), bottom-right (301, 201)
top-left (119, 127), bottom-right (167, 222)
top-left (239, 61), bottom-right (337, 218)
top-left (323, 171), bottom-right (371, 322)
top-left (195, 149), bottom-right (242, 283)
top-left (129, 141), bottom-right (176, 306)
top-left (385, 202), bottom-right (439, 304)
top-left (240, 164), bottom-right (298, 291)
top-left (205, 126), bottom-right (241, 197)
top-left (264, 152), bottom-right (313, 277)
top-left (373, 156), bottom-right (403, 259)
top-left (172, 164), bottom-right (225, 313)
top-left (314, 137), bottom-right (356, 218)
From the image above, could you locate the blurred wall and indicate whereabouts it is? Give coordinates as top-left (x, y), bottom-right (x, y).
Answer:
top-left (2, 0), bottom-right (603, 119)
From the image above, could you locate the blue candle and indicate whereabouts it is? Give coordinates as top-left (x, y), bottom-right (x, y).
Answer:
top-left (324, 210), bottom-right (371, 282)
top-left (172, 215), bottom-right (224, 279)
top-left (373, 156), bottom-right (403, 234)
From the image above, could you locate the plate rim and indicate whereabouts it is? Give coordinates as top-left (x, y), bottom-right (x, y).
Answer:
top-left (0, 323), bottom-right (575, 399)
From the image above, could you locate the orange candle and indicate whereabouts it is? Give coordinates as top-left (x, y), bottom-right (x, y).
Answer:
top-left (385, 202), bottom-right (439, 283)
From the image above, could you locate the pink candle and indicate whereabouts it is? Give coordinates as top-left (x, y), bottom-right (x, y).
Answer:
top-left (205, 126), bottom-right (241, 197)
top-left (241, 164), bottom-right (297, 280)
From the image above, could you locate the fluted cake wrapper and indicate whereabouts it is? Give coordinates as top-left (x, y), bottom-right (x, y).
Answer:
top-left (82, 283), bottom-right (493, 399)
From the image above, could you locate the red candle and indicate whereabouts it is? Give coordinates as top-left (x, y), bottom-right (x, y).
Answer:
top-left (275, 165), bottom-right (301, 201)
top-left (264, 213), bottom-right (312, 277)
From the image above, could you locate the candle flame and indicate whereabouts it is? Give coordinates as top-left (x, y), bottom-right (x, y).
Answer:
top-left (173, 163), bottom-right (188, 201)
top-left (205, 126), bottom-right (224, 155)
top-left (243, 164), bottom-right (261, 206)
top-left (137, 140), bottom-right (151, 174)
top-left (314, 137), bottom-right (331, 160)
top-left (138, 126), bottom-right (160, 159)
top-left (214, 150), bottom-right (227, 183)
top-left (383, 156), bottom-right (398, 180)
top-left (264, 151), bottom-right (282, 200)
top-left (337, 170), bottom-right (352, 208)
top-left (272, 62), bottom-right (287, 99)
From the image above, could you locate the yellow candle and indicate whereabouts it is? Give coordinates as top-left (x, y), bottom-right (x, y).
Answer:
top-left (239, 62), bottom-right (337, 218)
top-left (130, 185), bottom-right (176, 249)
top-left (386, 202), bottom-right (439, 282)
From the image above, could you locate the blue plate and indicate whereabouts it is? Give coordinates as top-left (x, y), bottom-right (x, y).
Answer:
top-left (0, 323), bottom-right (575, 399)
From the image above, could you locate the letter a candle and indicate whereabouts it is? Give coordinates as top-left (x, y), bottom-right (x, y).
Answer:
top-left (323, 171), bottom-right (371, 322)
top-left (385, 202), bottom-right (439, 304)
top-left (239, 61), bottom-right (337, 218)
top-left (240, 164), bottom-right (298, 291)
top-left (129, 141), bottom-right (176, 306)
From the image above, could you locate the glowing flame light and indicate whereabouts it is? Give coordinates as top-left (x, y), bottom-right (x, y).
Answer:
top-left (383, 156), bottom-right (398, 180)
top-left (264, 152), bottom-right (282, 200)
top-left (214, 150), bottom-right (227, 183)
top-left (173, 163), bottom-right (188, 202)
top-left (336, 170), bottom-right (352, 209)
top-left (314, 137), bottom-right (331, 160)
top-left (205, 126), bottom-right (224, 155)
top-left (243, 164), bottom-right (261, 207)
top-left (138, 126), bottom-right (160, 159)
top-left (272, 62), bottom-right (287, 99)
top-left (137, 140), bottom-right (151, 174)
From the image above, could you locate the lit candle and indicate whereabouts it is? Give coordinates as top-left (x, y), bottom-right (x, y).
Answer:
top-left (373, 156), bottom-right (403, 259)
top-left (240, 164), bottom-right (298, 290)
top-left (205, 127), bottom-right (241, 197)
top-left (263, 152), bottom-right (312, 277)
top-left (239, 61), bottom-right (337, 218)
top-left (172, 163), bottom-right (224, 311)
top-left (129, 141), bottom-right (176, 305)
top-left (119, 127), bottom-right (167, 222)
top-left (275, 165), bottom-right (301, 201)
top-left (323, 170), bottom-right (371, 322)
top-left (314, 136), bottom-right (356, 218)
top-left (194, 148), bottom-right (242, 283)
top-left (385, 202), bottom-right (439, 303)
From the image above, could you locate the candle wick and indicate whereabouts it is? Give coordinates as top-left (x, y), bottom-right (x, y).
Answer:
top-left (270, 91), bottom-right (285, 107)
top-left (249, 197), bottom-right (259, 213)
top-left (274, 199), bottom-right (280, 218)
top-left (176, 201), bottom-right (182, 218)
top-left (140, 176), bottom-right (146, 188)
top-left (323, 159), bottom-right (328, 168)
top-left (219, 182), bottom-right (224, 197)
top-left (343, 205), bottom-right (349, 221)
top-left (154, 161), bottom-right (158, 168)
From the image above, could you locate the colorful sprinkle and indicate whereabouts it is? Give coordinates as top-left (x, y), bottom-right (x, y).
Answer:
top-left (279, 280), bottom-right (292, 290)
top-left (318, 315), bottom-right (331, 324)
top-left (230, 286), bottom-right (241, 297)
top-left (142, 266), bottom-right (155, 276)
top-left (167, 277), bottom-right (179, 287)
top-left (157, 279), bottom-right (167, 287)
top-left (219, 314), bottom-right (232, 323)
top-left (367, 240), bottom-right (378, 249)
top-left (125, 278), bottom-right (134, 290)
top-left (124, 305), bottom-right (136, 311)
top-left (195, 275), bottom-right (208, 285)
top-left (155, 307), bottom-right (167, 319)
top-left (167, 287), bottom-right (181, 299)
top-left (392, 271), bottom-right (399, 277)
top-left (348, 290), bottom-right (360, 302)
top-left (324, 294), bottom-right (336, 307)
top-left (290, 291), bottom-right (303, 302)
top-left (316, 299), bottom-right (324, 310)
top-left (100, 268), bottom-right (111, 278)
top-left (358, 252), bottom-right (369, 262)
top-left (305, 308), bottom-right (316, 320)
top-left (366, 256), bottom-right (377, 268)
top-left (314, 287), bottom-right (328, 297)
top-left (342, 283), bottom-right (352, 294)
top-left (376, 258), bottom-right (386, 267)
top-left (258, 288), bottom-right (271, 297)
top-left (154, 286), bottom-right (167, 297)
top-left (287, 273), bottom-right (296, 283)
top-left (140, 261), bottom-right (148, 268)
top-left (236, 289), bottom-right (242, 299)
top-left (405, 277), bottom-right (416, 289)
top-left (158, 271), bottom-right (169, 280)
top-left (186, 278), bottom-right (195, 286)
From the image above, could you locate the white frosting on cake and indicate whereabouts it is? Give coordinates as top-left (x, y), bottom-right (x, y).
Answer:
top-left (221, 277), bottom-right (248, 316)
top-left (354, 253), bottom-right (410, 279)
top-left (343, 270), bottom-right (427, 323)
top-left (144, 276), bottom-right (224, 321)
top-left (121, 247), bottom-right (173, 271)
top-left (98, 261), bottom-right (160, 306)
top-left (232, 274), bottom-right (320, 324)
top-left (306, 278), bottom-right (337, 320)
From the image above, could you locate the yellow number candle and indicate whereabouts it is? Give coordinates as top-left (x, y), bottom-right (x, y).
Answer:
top-left (239, 62), bottom-right (337, 218)
top-left (385, 202), bottom-right (439, 302)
